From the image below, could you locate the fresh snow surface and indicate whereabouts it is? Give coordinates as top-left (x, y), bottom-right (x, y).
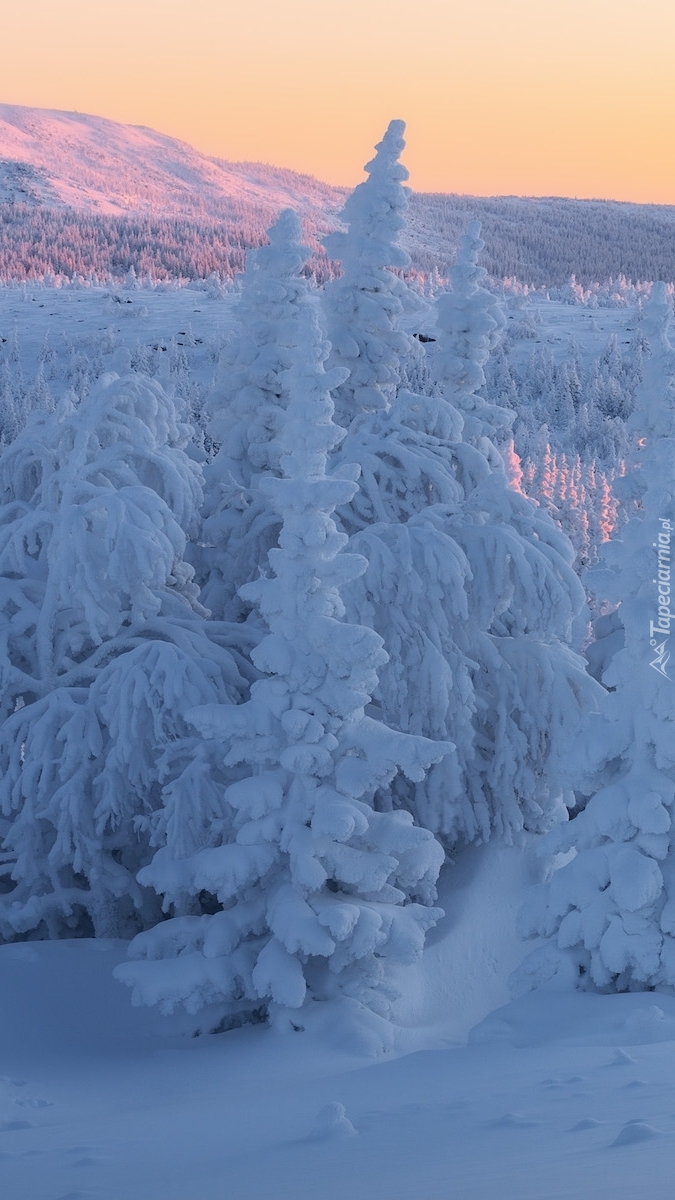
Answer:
top-left (3, 842), bottom-right (675, 1200)
top-left (0, 283), bottom-right (239, 381)
top-left (405, 295), bottom-right (640, 370)
top-left (0, 284), bottom-right (242, 425)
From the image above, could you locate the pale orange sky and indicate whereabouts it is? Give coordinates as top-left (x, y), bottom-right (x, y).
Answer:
top-left (3, 0), bottom-right (675, 202)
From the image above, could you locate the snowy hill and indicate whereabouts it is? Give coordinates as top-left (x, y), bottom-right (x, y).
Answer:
top-left (3, 105), bottom-right (675, 285)
top-left (0, 104), bottom-right (346, 221)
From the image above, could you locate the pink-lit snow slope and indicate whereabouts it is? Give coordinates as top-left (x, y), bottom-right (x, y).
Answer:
top-left (0, 104), bottom-right (346, 219)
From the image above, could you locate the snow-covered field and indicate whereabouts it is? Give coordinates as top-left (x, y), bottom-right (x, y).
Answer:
top-left (517, 300), bottom-right (639, 365)
top-left (0, 281), bottom-right (637, 399)
top-left (3, 843), bottom-right (675, 1200)
top-left (0, 282), bottom-right (238, 398)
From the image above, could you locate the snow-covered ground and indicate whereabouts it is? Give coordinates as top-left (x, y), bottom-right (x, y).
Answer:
top-left (3, 842), bottom-right (675, 1200)
top-left (520, 300), bottom-right (639, 366)
top-left (0, 282), bottom-right (637, 404)
top-left (0, 282), bottom-right (238, 391)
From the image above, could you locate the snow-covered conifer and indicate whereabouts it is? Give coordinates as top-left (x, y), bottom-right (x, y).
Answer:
top-left (117, 214), bottom-right (447, 1029)
top-left (322, 120), bottom-right (417, 426)
top-left (0, 370), bottom-right (247, 939)
top-left (518, 283), bottom-right (675, 991)
top-left (434, 220), bottom-right (508, 460)
top-left (503, 438), bottom-right (526, 496)
top-left (329, 213), bottom-right (597, 845)
top-left (198, 211), bottom-right (313, 621)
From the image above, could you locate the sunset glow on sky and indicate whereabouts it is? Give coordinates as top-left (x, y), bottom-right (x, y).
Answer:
top-left (4, 0), bottom-right (675, 203)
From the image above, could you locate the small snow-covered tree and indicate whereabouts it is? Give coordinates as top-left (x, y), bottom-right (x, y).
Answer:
top-left (0, 370), bottom-right (247, 939)
top-left (518, 282), bottom-right (675, 991)
top-left (434, 220), bottom-right (508, 460)
top-left (117, 213), bottom-right (448, 1030)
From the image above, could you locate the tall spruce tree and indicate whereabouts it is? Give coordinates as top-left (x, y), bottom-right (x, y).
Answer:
top-left (322, 119), bottom-right (417, 428)
top-left (117, 211), bottom-right (448, 1030)
top-left (434, 220), bottom-right (508, 461)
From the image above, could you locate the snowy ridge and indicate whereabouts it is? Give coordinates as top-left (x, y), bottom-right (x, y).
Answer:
top-left (3, 105), bottom-right (675, 286)
top-left (0, 104), bottom-right (346, 220)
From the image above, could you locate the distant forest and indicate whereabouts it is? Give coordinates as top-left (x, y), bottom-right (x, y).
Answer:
top-left (2, 191), bottom-right (675, 287)
top-left (406, 193), bottom-right (675, 286)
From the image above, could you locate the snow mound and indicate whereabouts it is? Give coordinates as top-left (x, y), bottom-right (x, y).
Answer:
top-left (309, 1102), bottom-right (357, 1140)
top-left (611, 1121), bottom-right (662, 1146)
top-left (470, 989), bottom-right (675, 1049)
top-left (390, 838), bottom-right (544, 1046)
top-left (3, 935), bottom-right (675, 1198)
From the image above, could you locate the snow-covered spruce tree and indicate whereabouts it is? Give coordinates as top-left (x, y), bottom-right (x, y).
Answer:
top-left (0, 370), bottom-right (247, 939)
top-left (322, 130), bottom-right (597, 846)
top-left (434, 220), bottom-right (508, 462)
top-left (418, 222), bottom-right (599, 843)
top-left (322, 119), bottom-right (416, 427)
top-left (116, 218), bottom-right (448, 1030)
top-left (339, 367), bottom-right (596, 845)
top-left (518, 282), bottom-right (675, 991)
top-left (197, 211), bottom-right (313, 622)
